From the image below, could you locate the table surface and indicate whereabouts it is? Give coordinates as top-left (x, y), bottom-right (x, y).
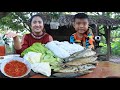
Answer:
top-left (77, 61), bottom-right (120, 78)
top-left (1, 61), bottom-right (120, 78)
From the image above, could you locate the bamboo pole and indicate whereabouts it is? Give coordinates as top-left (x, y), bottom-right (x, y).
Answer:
top-left (106, 26), bottom-right (111, 61)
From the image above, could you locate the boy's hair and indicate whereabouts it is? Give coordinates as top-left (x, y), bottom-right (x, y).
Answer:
top-left (73, 13), bottom-right (88, 21)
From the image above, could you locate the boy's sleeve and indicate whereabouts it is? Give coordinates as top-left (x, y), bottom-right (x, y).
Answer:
top-left (70, 35), bottom-right (75, 43)
top-left (89, 28), bottom-right (94, 36)
top-left (87, 33), bottom-right (95, 49)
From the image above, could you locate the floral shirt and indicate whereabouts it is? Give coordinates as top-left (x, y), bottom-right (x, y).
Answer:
top-left (70, 29), bottom-right (94, 49)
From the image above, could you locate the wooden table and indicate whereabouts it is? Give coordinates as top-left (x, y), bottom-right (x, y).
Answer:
top-left (1, 61), bottom-right (120, 78)
top-left (30, 61), bottom-right (120, 78)
top-left (77, 61), bottom-right (120, 78)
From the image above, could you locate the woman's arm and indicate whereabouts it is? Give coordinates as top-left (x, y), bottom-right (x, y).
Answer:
top-left (6, 32), bottom-right (29, 54)
top-left (49, 35), bottom-right (53, 42)
top-left (13, 36), bottom-right (22, 50)
top-left (15, 34), bottom-right (29, 54)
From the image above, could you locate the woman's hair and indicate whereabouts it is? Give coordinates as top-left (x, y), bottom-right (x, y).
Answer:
top-left (29, 14), bottom-right (43, 26)
top-left (29, 14), bottom-right (46, 32)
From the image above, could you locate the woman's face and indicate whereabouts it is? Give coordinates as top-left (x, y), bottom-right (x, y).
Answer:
top-left (31, 16), bottom-right (44, 33)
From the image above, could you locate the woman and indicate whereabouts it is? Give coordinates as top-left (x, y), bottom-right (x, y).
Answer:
top-left (5, 14), bottom-right (53, 54)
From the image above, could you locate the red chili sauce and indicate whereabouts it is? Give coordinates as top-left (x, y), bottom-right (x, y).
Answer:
top-left (4, 60), bottom-right (28, 77)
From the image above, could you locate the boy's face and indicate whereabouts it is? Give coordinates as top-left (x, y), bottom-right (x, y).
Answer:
top-left (73, 18), bottom-right (89, 34)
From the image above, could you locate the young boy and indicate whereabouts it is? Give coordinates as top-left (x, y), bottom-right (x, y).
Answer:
top-left (70, 13), bottom-right (94, 49)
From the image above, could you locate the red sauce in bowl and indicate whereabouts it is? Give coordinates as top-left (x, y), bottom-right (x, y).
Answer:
top-left (4, 60), bottom-right (28, 77)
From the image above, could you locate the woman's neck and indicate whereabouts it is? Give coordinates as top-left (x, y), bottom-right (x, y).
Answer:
top-left (31, 31), bottom-right (46, 39)
top-left (32, 31), bottom-right (44, 36)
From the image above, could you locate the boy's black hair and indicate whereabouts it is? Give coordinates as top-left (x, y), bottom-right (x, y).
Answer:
top-left (29, 14), bottom-right (43, 25)
top-left (73, 13), bottom-right (88, 21)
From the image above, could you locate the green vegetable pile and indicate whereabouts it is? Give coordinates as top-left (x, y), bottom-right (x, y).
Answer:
top-left (21, 43), bottom-right (62, 71)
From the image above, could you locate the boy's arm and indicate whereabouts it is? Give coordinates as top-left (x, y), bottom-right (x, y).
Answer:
top-left (87, 28), bottom-right (95, 49)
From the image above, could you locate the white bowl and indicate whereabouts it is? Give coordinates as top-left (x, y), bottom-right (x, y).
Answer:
top-left (5, 54), bottom-right (20, 58)
top-left (0, 54), bottom-right (20, 64)
top-left (0, 57), bottom-right (31, 78)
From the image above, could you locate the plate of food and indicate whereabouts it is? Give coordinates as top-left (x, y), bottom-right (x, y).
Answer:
top-left (0, 57), bottom-right (31, 78)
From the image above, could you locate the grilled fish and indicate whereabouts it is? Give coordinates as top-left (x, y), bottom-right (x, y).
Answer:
top-left (56, 64), bottom-right (96, 73)
top-left (52, 70), bottom-right (93, 78)
top-left (64, 49), bottom-right (96, 62)
top-left (64, 56), bottom-right (98, 66)
top-left (56, 65), bottom-right (79, 73)
top-left (77, 64), bottom-right (96, 71)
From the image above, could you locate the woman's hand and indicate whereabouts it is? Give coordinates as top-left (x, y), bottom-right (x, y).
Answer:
top-left (5, 31), bottom-right (18, 38)
top-left (5, 31), bottom-right (22, 50)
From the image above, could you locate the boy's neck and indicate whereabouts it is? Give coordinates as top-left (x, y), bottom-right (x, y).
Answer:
top-left (76, 32), bottom-right (83, 38)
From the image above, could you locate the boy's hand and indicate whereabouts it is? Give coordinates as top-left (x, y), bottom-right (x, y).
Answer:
top-left (88, 45), bottom-right (94, 49)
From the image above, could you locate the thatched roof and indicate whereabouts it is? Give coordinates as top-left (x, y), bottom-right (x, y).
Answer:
top-left (0, 12), bottom-right (119, 26)
top-left (39, 14), bottom-right (120, 26)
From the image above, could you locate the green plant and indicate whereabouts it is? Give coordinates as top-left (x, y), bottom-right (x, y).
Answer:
top-left (111, 40), bottom-right (120, 56)
top-left (99, 43), bottom-right (107, 54)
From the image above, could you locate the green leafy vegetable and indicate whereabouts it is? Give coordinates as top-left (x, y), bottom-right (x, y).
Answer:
top-left (21, 43), bottom-right (62, 71)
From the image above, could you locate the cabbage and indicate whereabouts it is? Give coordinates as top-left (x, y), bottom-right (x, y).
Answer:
top-left (31, 62), bottom-right (51, 77)
top-left (21, 43), bottom-right (62, 71)
top-left (23, 52), bottom-right (42, 64)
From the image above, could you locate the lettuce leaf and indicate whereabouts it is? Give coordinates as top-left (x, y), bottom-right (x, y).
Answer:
top-left (21, 42), bottom-right (62, 71)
